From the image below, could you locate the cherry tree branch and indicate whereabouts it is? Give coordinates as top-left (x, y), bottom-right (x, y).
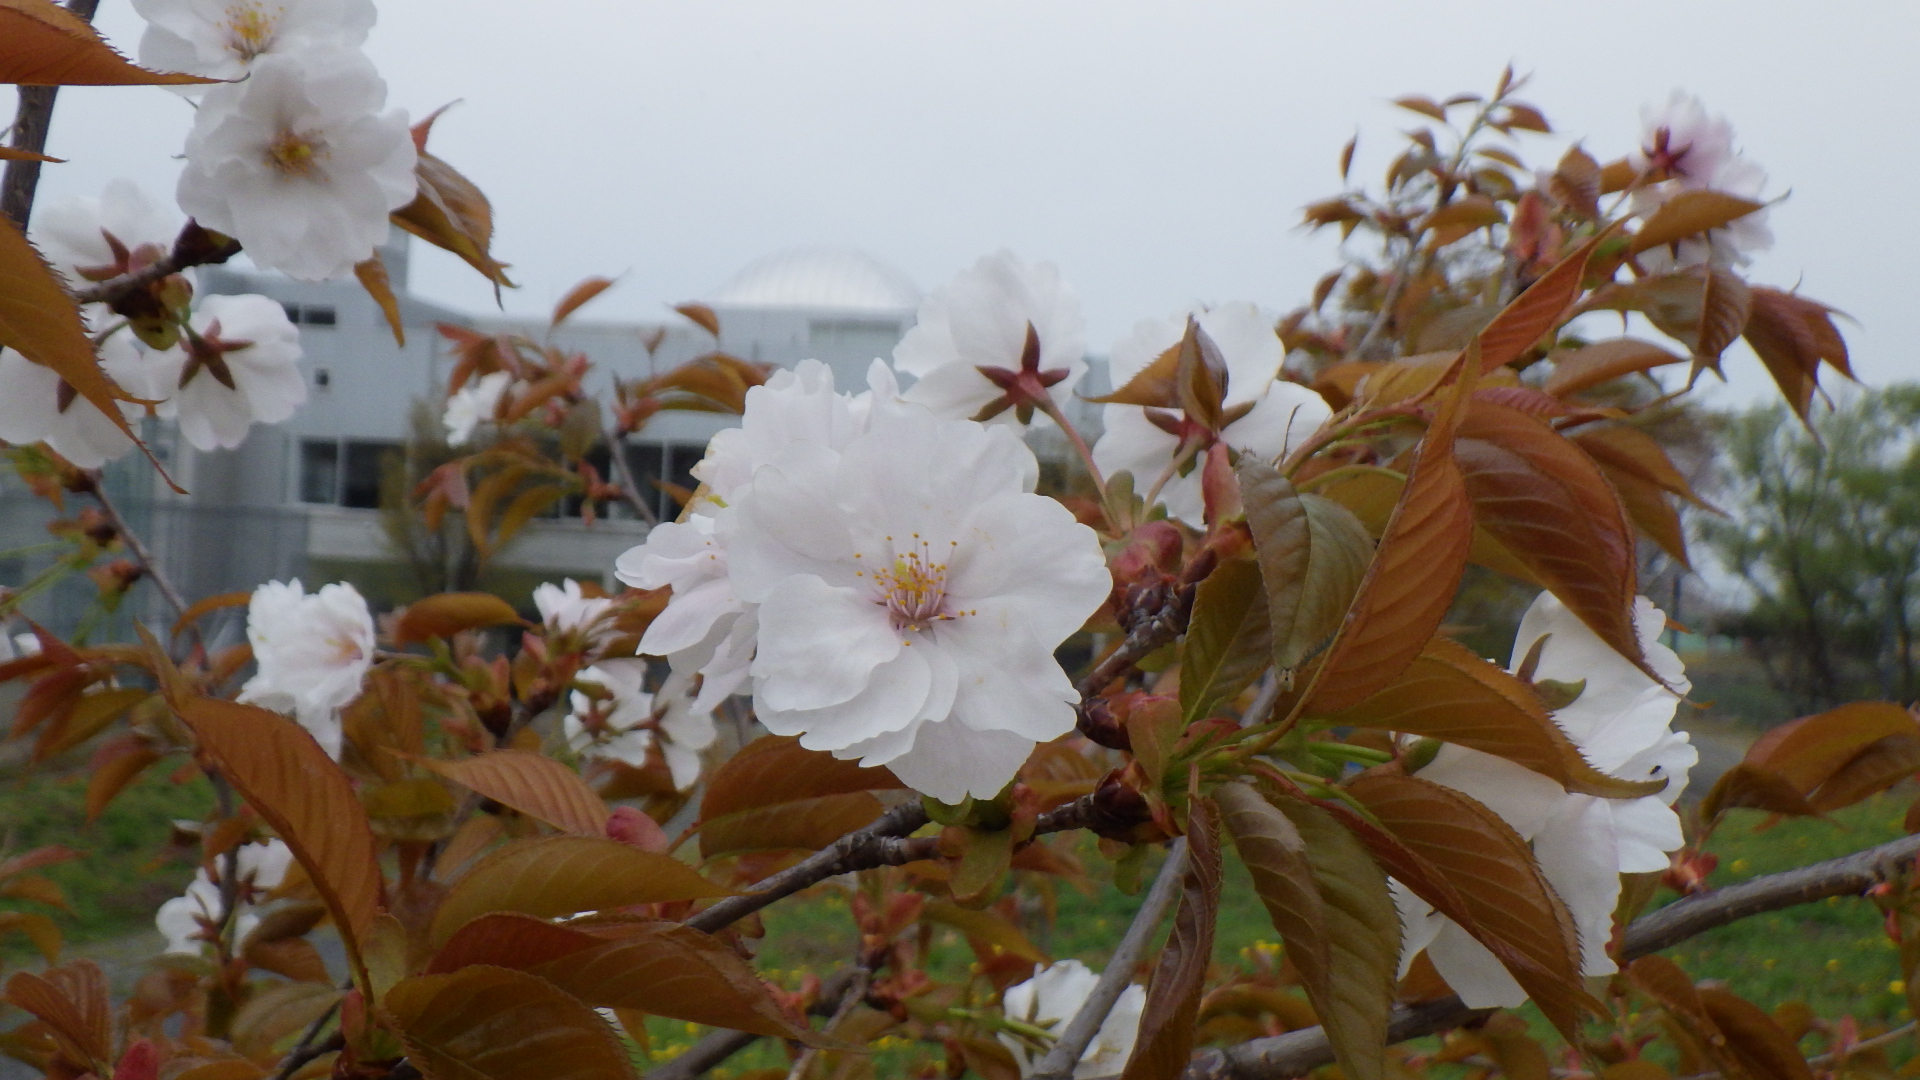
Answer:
top-left (87, 476), bottom-right (190, 620)
top-left (0, 0), bottom-right (100, 230)
top-left (643, 967), bottom-right (864, 1080)
top-left (1178, 831), bottom-right (1920, 1080)
top-left (1032, 837), bottom-right (1189, 1079)
top-left (685, 801), bottom-right (935, 934)
top-left (603, 433), bottom-right (660, 525)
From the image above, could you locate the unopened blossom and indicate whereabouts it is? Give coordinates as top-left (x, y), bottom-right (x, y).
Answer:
top-left (443, 371), bottom-right (511, 446)
top-left (1394, 592), bottom-right (1696, 1007)
top-left (239, 579), bottom-right (375, 757)
top-left (533, 579), bottom-right (617, 652)
top-left (155, 838), bottom-right (294, 954)
top-left (0, 328), bottom-right (173, 469)
top-left (1628, 92), bottom-right (1773, 270)
top-left (177, 45), bottom-right (417, 280)
top-left (564, 658), bottom-right (716, 790)
top-left (893, 251), bottom-right (1086, 428)
top-left (151, 293), bottom-right (306, 451)
top-left (721, 401), bottom-right (1111, 803)
top-left (1000, 960), bottom-right (1145, 1079)
top-left (35, 180), bottom-right (180, 289)
top-left (134, 0), bottom-right (375, 83)
top-left (1092, 303), bottom-right (1332, 526)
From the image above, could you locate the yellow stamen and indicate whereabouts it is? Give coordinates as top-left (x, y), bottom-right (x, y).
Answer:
top-left (265, 128), bottom-right (326, 178)
top-left (223, 0), bottom-right (284, 61)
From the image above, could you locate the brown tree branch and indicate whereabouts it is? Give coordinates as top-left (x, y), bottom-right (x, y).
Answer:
top-left (1179, 831), bottom-right (1920, 1080)
top-left (642, 967), bottom-right (864, 1080)
top-left (684, 801), bottom-right (935, 934)
top-left (683, 793), bottom-right (1109, 937)
top-left (0, 0), bottom-right (100, 230)
top-left (1032, 837), bottom-right (1189, 1079)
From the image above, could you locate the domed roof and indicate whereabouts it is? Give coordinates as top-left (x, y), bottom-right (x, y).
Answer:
top-left (707, 246), bottom-right (920, 312)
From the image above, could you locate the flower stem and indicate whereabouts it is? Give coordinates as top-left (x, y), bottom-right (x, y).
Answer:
top-left (1038, 398), bottom-right (1106, 497)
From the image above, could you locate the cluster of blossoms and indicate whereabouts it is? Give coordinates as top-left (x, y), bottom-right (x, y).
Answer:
top-left (138, 0), bottom-right (419, 280)
top-left (2, 182), bottom-right (307, 467)
top-left (617, 254), bottom-right (1126, 803)
top-left (1393, 592), bottom-right (1696, 1006)
top-left (532, 578), bottom-right (721, 790)
top-left (1630, 90), bottom-right (1773, 270)
top-left (239, 579), bottom-right (376, 758)
top-left (154, 837), bottom-right (294, 955)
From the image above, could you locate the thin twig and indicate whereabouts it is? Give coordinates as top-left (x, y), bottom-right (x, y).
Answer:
top-left (70, 254), bottom-right (186, 306)
top-left (1680, 1020), bottom-right (1917, 1080)
top-left (88, 478), bottom-right (190, 620)
top-left (269, 1011), bottom-right (343, 1080)
top-left (783, 965), bottom-right (872, 1080)
top-left (1076, 586), bottom-right (1193, 700)
top-left (604, 432), bottom-right (660, 525)
top-left (685, 801), bottom-right (935, 934)
top-left (643, 967), bottom-right (863, 1080)
top-left (1180, 831), bottom-right (1920, 1080)
top-left (1032, 838), bottom-right (1189, 1079)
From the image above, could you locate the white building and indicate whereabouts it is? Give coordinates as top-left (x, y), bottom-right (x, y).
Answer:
top-left (0, 239), bottom-right (933, 631)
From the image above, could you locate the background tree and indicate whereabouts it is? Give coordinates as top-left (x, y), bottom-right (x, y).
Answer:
top-left (1701, 385), bottom-right (1920, 710)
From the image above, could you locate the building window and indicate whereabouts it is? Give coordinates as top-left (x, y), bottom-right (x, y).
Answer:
top-left (300, 438), bottom-right (399, 508)
top-left (623, 440), bottom-right (705, 520)
top-left (281, 303), bottom-right (338, 327)
top-left (341, 440), bottom-right (398, 509)
top-left (299, 440), bottom-right (339, 504)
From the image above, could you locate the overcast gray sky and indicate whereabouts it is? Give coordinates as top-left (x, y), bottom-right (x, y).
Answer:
top-left (26, 0), bottom-right (1919, 405)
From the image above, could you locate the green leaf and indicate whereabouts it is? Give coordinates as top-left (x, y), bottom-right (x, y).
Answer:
top-left (1629, 190), bottom-right (1766, 254)
top-left (1216, 783), bottom-right (1394, 1080)
top-left (1180, 557), bottom-right (1271, 722)
top-left (1324, 638), bottom-right (1663, 798)
top-left (383, 966), bottom-right (635, 1080)
top-left (528, 922), bottom-right (827, 1044)
top-left (418, 750), bottom-right (610, 836)
top-left (1237, 460), bottom-right (1374, 686)
top-left (172, 696), bottom-right (384, 988)
top-left (698, 735), bottom-right (904, 859)
top-left (430, 836), bottom-right (733, 946)
top-left (1122, 798), bottom-right (1221, 1080)
top-left (1347, 772), bottom-right (1592, 1038)
top-left (392, 593), bottom-right (524, 645)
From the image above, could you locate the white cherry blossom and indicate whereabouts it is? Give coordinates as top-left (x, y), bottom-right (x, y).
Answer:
top-left (155, 838), bottom-right (294, 954)
top-left (150, 293), bottom-right (306, 451)
top-left (443, 370), bottom-right (511, 446)
top-left (691, 359), bottom-right (863, 500)
top-left (1629, 92), bottom-right (1773, 270)
top-left (533, 579), bottom-right (617, 652)
top-left (615, 360), bottom-right (870, 712)
top-left (564, 658), bottom-right (716, 790)
top-left (1091, 303), bottom-right (1332, 526)
top-left (0, 329), bottom-right (173, 469)
top-left (134, 0), bottom-right (376, 83)
top-left (177, 45), bottom-right (417, 281)
top-left (1393, 593), bottom-right (1696, 1007)
top-left (34, 180), bottom-right (181, 289)
top-left (893, 251), bottom-right (1086, 429)
top-left (1000, 960), bottom-right (1145, 1079)
top-left (238, 579), bottom-right (375, 757)
top-left (720, 401), bottom-right (1110, 803)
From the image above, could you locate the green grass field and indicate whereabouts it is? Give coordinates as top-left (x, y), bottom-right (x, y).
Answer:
top-left (1, 755), bottom-right (1911, 1075)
